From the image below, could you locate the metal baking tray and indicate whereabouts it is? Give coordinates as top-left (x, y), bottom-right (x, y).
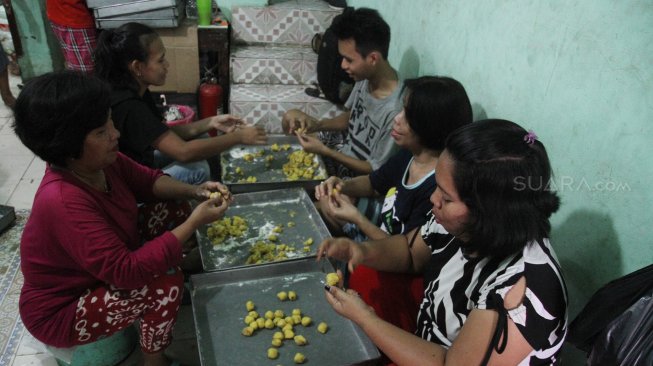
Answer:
top-left (221, 135), bottom-right (328, 194)
top-left (189, 258), bottom-right (381, 366)
top-left (89, 0), bottom-right (178, 17)
top-left (197, 188), bottom-right (331, 272)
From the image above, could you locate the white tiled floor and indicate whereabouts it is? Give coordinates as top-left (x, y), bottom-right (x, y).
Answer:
top-left (1, 73), bottom-right (200, 366)
top-left (0, 74), bottom-right (44, 211)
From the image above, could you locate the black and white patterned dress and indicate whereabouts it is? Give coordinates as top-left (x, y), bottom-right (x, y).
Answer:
top-left (416, 213), bottom-right (568, 365)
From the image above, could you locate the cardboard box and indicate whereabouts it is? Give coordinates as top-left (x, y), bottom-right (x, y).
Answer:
top-left (151, 20), bottom-right (200, 93)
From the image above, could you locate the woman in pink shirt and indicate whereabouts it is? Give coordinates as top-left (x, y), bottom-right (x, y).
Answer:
top-left (13, 71), bottom-right (229, 366)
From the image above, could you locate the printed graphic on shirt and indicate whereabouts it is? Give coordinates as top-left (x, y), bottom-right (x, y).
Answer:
top-left (380, 187), bottom-right (399, 233)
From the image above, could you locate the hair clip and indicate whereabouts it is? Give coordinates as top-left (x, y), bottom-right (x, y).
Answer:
top-left (523, 130), bottom-right (538, 144)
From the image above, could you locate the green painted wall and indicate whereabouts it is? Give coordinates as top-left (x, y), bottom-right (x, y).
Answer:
top-left (225, 0), bottom-right (652, 361)
top-left (12, 0), bottom-right (63, 79)
top-left (347, 0), bottom-right (653, 362)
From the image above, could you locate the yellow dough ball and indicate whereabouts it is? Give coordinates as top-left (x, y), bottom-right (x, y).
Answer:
top-left (264, 318), bottom-right (275, 329)
top-left (241, 326), bottom-right (254, 336)
top-left (274, 310), bottom-right (285, 318)
top-left (293, 335), bottom-right (308, 346)
top-left (265, 310), bottom-right (274, 319)
top-left (271, 337), bottom-right (283, 347)
top-left (293, 352), bottom-right (306, 364)
top-left (272, 331), bottom-right (284, 340)
top-left (277, 291), bottom-right (288, 301)
top-left (284, 329), bottom-right (295, 339)
top-left (245, 300), bottom-right (255, 311)
top-left (248, 311), bottom-right (259, 319)
top-left (301, 316), bottom-right (311, 327)
top-left (267, 347), bottom-right (279, 359)
top-left (288, 290), bottom-right (297, 301)
top-left (317, 322), bottom-right (328, 334)
top-left (326, 272), bottom-right (340, 286)
top-left (244, 315), bottom-right (254, 325)
top-left (291, 308), bottom-right (301, 316)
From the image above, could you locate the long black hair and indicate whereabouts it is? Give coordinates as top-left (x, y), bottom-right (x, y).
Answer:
top-left (446, 119), bottom-right (560, 258)
top-left (94, 22), bottom-right (159, 92)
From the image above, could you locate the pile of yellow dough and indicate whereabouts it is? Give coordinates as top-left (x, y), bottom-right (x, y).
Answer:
top-left (207, 215), bottom-right (248, 245)
top-left (282, 150), bottom-right (321, 181)
top-left (240, 289), bottom-right (330, 364)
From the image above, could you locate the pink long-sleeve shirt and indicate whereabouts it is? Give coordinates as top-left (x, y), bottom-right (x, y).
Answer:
top-left (19, 153), bottom-right (182, 347)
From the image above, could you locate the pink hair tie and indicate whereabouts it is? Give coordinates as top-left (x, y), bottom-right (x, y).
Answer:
top-left (524, 130), bottom-right (538, 144)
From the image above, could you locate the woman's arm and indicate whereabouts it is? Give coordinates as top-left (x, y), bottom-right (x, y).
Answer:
top-left (153, 126), bottom-right (267, 163)
top-left (325, 193), bottom-right (388, 240)
top-left (325, 286), bottom-right (533, 366)
top-left (317, 227), bottom-right (431, 274)
top-left (325, 286), bottom-right (447, 366)
top-left (170, 114), bottom-right (245, 140)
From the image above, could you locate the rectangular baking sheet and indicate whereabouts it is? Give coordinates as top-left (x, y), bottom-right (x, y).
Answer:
top-left (221, 135), bottom-right (328, 194)
top-left (197, 188), bottom-right (331, 272)
top-left (189, 258), bottom-right (381, 366)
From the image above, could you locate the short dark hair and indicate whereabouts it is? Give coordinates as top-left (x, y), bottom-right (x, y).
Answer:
top-left (445, 119), bottom-right (560, 259)
top-left (94, 22), bottom-right (159, 91)
top-left (12, 71), bottom-right (111, 167)
top-left (403, 76), bottom-right (472, 151)
top-left (330, 8), bottom-right (391, 59)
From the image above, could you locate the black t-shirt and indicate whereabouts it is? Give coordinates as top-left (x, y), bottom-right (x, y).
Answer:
top-left (110, 88), bottom-right (168, 168)
top-left (369, 149), bottom-right (436, 235)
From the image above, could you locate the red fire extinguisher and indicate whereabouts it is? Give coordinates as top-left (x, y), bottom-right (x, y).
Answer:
top-left (198, 70), bottom-right (223, 136)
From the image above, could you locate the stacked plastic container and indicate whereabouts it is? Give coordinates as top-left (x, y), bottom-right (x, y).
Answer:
top-left (87, 0), bottom-right (185, 29)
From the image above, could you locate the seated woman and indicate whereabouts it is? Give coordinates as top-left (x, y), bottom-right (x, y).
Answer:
top-left (94, 22), bottom-right (267, 185)
top-left (318, 119), bottom-right (567, 365)
top-left (14, 71), bottom-right (231, 366)
top-left (314, 76), bottom-right (472, 333)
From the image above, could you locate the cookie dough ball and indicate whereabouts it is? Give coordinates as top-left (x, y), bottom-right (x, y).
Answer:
top-left (294, 352), bottom-right (306, 364)
top-left (288, 290), bottom-right (297, 301)
top-left (265, 310), bottom-right (274, 319)
top-left (326, 272), bottom-right (340, 286)
top-left (301, 316), bottom-right (312, 327)
top-left (267, 347), bottom-right (279, 359)
top-left (245, 300), bottom-right (255, 311)
top-left (271, 337), bottom-right (283, 347)
top-left (248, 310), bottom-right (259, 319)
top-left (209, 191), bottom-right (222, 199)
top-left (241, 326), bottom-right (254, 336)
top-left (291, 308), bottom-right (301, 316)
top-left (317, 322), bottom-right (328, 334)
top-left (283, 329), bottom-right (295, 339)
top-left (272, 331), bottom-right (284, 340)
top-left (256, 317), bottom-right (265, 328)
top-left (274, 310), bottom-right (285, 318)
top-left (277, 291), bottom-right (288, 301)
top-left (244, 315), bottom-right (255, 325)
top-left (265, 318), bottom-right (275, 329)
top-left (292, 314), bottom-right (302, 325)
top-left (293, 335), bottom-right (308, 346)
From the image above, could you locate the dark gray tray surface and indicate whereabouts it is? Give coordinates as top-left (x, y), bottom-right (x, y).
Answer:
top-left (197, 188), bottom-right (331, 272)
top-left (190, 259), bottom-right (380, 366)
top-left (221, 135), bottom-right (327, 194)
